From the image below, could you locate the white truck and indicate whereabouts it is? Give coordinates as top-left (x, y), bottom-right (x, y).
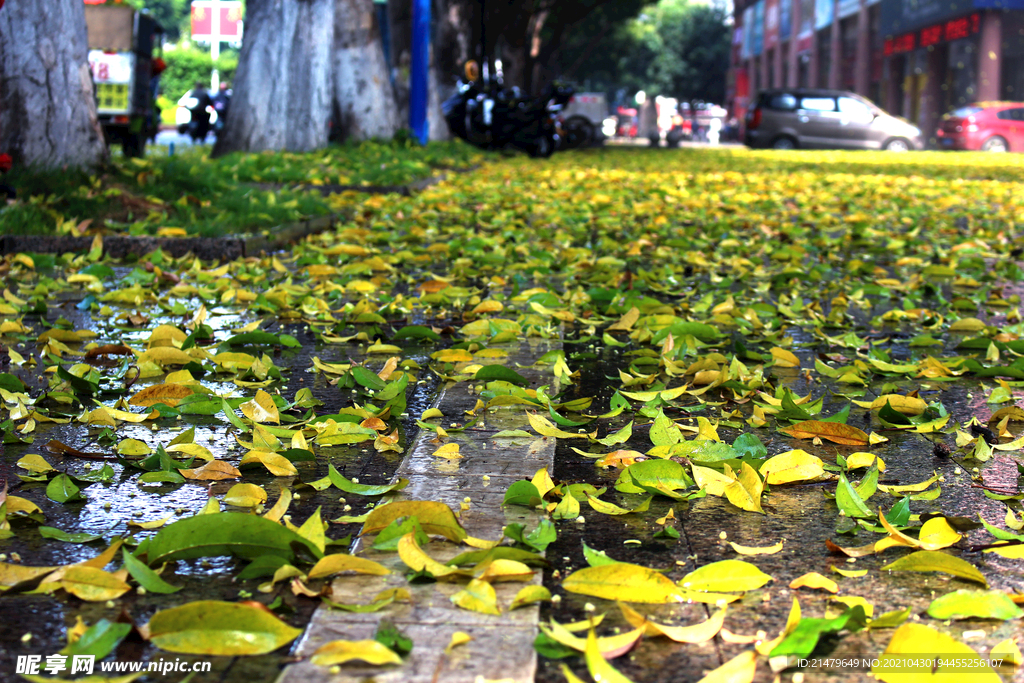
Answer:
top-left (559, 92), bottom-right (607, 148)
top-left (85, 3), bottom-right (164, 157)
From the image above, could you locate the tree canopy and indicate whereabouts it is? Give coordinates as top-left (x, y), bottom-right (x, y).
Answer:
top-left (559, 0), bottom-right (731, 105)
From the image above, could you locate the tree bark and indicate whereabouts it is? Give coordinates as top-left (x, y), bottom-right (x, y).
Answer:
top-left (213, 0), bottom-right (334, 156)
top-left (0, 0), bottom-right (107, 169)
top-left (332, 0), bottom-right (398, 140)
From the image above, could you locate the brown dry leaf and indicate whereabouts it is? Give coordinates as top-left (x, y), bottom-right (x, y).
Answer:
top-left (129, 383), bottom-right (195, 408)
top-left (180, 460), bottom-right (241, 481)
top-left (779, 420), bottom-right (870, 446)
top-left (84, 344), bottom-right (135, 360)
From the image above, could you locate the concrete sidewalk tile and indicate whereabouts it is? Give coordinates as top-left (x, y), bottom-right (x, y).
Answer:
top-left (278, 342), bottom-right (557, 683)
top-left (286, 621), bottom-right (538, 683)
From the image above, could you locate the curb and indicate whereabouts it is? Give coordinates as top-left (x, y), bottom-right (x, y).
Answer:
top-left (0, 168), bottom-right (468, 260)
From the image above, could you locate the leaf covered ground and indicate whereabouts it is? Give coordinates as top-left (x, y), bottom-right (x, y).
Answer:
top-left (2, 147), bottom-right (1024, 682)
top-left (0, 139), bottom-right (483, 238)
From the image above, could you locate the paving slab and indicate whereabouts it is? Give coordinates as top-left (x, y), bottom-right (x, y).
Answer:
top-left (278, 341), bottom-right (558, 683)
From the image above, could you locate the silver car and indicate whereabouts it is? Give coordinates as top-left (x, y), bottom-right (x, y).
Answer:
top-left (744, 89), bottom-right (924, 151)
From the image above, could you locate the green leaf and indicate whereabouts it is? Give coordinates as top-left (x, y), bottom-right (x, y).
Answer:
top-left (504, 519), bottom-right (557, 552)
top-left (596, 421), bottom-right (633, 447)
top-left (680, 559), bottom-right (772, 592)
top-left (38, 526), bottom-right (102, 543)
top-left (392, 325), bottom-right (441, 342)
top-left (147, 513), bottom-right (322, 564)
top-left (60, 619), bottom-right (131, 659)
top-left (881, 550), bottom-right (988, 587)
top-left (374, 618), bottom-right (413, 656)
top-left (372, 517), bottom-right (430, 552)
top-left (650, 411), bottom-right (681, 446)
top-left (474, 364), bottom-right (530, 387)
top-left (147, 600), bottom-right (302, 655)
top-left (328, 465), bottom-right (408, 497)
top-left (122, 548), bottom-right (180, 594)
top-left (835, 473), bottom-right (873, 518)
top-left (503, 480), bottom-right (543, 507)
top-left (582, 541), bottom-right (618, 567)
top-left (616, 460), bottom-right (690, 494)
top-left (770, 606), bottom-right (869, 659)
top-left (351, 366), bottom-right (387, 391)
top-left (732, 433), bottom-right (767, 459)
top-left (926, 589), bottom-right (1024, 620)
top-left (220, 331), bottom-right (284, 347)
top-left (46, 474), bottom-right (85, 504)
top-left (885, 498), bottom-right (911, 526)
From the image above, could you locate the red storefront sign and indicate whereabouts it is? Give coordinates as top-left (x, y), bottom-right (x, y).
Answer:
top-left (884, 12), bottom-right (979, 55)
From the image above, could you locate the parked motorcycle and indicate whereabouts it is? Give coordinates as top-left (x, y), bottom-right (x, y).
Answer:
top-left (443, 74), bottom-right (573, 158)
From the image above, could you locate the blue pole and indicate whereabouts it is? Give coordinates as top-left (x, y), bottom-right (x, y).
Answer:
top-left (410, 0), bottom-right (430, 145)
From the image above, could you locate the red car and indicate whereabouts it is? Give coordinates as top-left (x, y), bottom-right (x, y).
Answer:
top-left (937, 101), bottom-right (1024, 152)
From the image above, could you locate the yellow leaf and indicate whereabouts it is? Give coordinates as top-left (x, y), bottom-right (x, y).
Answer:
top-left (528, 412), bottom-right (589, 439)
top-left (165, 443), bottom-right (214, 461)
top-left (692, 464), bottom-right (735, 497)
top-left (695, 650), bottom-right (757, 683)
top-left (758, 450), bottom-right (824, 485)
top-left (307, 554), bottom-right (390, 579)
top-left (136, 347), bottom-right (195, 366)
top-left (60, 566), bottom-right (131, 601)
top-left (619, 602), bottom-right (725, 643)
top-left (310, 639), bottom-right (402, 667)
top-left (855, 394), bottom-right (927, 415)
top-left (831, 565), bottom-right (868, 578)
top-left (432, 442), bottom-right (463, 460)
top-left (729, 540), bottom-right (784, 555)
top-left (240, 450), bottom-right (298, 476)
top-left (222, 483), bottom-right (267, 508)
top-left (451, 578), bottom-right (501, 615)
top-left (396, 533), bottom-right (465, 580)
top-left (16, 453), bottom-right (54, 474)
top-left (874, 623), bottom-right (1000, 682)
top-left (239, 390), bottom-right (280, 424)
top-left (127, 514), bottom-right (174, 530)
top-left (445, 631), bottom-right (473, 654)
top-left (531, 466), bottom-right (555, 497)
top-left (846, 452), bottom-right (886, 471)
top-left (562, 562), bottom-right (685, 604)
top-left (724, 462), bottom-right (763, 513)
top-left (509, 585), bottom-right (552, 610)
top-left (770, 347), bottom-right (800, 368)
top-left (789, 572), bottom-right (838, 593)
top-left (607, 307), bottom-right (640, 332)
top-left (475, 558), bottom-right (534, 583)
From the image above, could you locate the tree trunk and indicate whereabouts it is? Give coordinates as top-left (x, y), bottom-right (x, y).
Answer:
top-left (332, 0), bottom-right (398, 140)
top-left (0, 0), bottom-right (107, 169)
top-left (213, 0), bottom-right (334, 156)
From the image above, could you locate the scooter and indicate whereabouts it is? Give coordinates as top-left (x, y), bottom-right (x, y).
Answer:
top-left (443, 63), bottom-right (573, 158)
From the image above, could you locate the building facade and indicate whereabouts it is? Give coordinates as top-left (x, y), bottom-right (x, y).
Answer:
top-left (728, 0), bottom-right (1024, 143)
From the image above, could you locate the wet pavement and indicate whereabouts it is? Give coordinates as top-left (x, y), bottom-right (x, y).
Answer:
top-left (2, 147), bottom-right (1024, 683)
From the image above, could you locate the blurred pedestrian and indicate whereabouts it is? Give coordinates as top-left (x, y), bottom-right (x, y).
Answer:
top-left (188, 81), bottom-right (214, 143)
top-left (212, 82), bottom-right (231, 134)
